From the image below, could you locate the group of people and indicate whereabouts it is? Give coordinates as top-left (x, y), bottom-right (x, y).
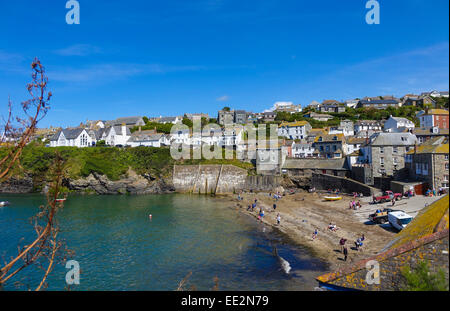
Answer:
top-left (269, 192), bottom-right (282, 201)
top-left (426, 188), bottom-right (447, 197)
top-left (245, 197), bottom-right (282, 226)
top-left (339, 234), bottom-right (365, 261)
top-left (353, 192), bottom-right (364, 198)
top-left (349, 200), bottom-right (361, 210)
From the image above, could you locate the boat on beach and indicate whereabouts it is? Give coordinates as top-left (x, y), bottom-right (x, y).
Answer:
top-left (323, 196), bottom-right (342, 201)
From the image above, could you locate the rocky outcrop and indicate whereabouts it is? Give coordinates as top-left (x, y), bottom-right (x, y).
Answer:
top-left (0, 175), bottom-right (34, 193)
top-left (64, 169), bottom-right (175, 195)
top-left (0, 169), bottom-right (175, 195)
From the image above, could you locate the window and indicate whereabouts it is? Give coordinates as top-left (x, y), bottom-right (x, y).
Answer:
top-left (380, 157), bottom-right (384, 165)
top-left (444, 175), bottom-right (449, 182)
top-left (446, 163), bottom-right (449, 170)
top-left (445, 154), bottom-right (449, 160)
top-left (393, 146), bottom-right (398, 154)
top-left (393, 157), bottom-right (398, 165)
top-left (380, 147), bottom-right (384, 154)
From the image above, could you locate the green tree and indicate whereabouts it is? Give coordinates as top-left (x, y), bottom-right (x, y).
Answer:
top-left (182, 117), bottom-right (193, 128)
top-left (222, 107), bottom-right (231, 111)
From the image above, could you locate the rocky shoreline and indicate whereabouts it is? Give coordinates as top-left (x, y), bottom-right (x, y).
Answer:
top-left (0, 169), bottom-right (176, 195)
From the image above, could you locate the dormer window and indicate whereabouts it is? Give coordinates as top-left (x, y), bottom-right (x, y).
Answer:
top-left (333, 136), bottom-right (337, 141)
top-left (318, 136), bottom-right (323, 142)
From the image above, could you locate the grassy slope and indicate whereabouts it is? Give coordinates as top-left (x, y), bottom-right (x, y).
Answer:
top-left (1, 142), bottom-right (255, 182)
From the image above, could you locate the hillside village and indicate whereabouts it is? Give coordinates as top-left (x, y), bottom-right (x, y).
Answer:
top-left (31, 91), bottom-right (450, 193)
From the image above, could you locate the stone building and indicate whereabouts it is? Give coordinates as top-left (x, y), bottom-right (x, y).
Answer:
top-left (360, 132), bottom-right (417, 179)
top-left (217, 109), bottom-right (234, 125)
top-left (405, 138), bottom-right (449, 190)
top-left (312, 133), bottom-right (347, 159)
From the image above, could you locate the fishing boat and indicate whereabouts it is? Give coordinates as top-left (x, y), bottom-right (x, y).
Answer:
top-left (323, 196), bottom-right (342, 201)
top-left (0, 201), bottom-right (11, 207)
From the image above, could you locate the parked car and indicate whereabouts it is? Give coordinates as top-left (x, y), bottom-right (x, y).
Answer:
top-left (372, 191), bottom-right (402, 204)
top-left (368, 208), bottom-right (404, 224)
top-left (388, 211), bottom-right (413, 231)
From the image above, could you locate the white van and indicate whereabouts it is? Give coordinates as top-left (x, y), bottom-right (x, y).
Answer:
top-left (388, 211), bottom-right (413, 231)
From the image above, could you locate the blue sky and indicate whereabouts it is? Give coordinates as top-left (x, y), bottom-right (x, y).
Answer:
top-left (0, 0), bottom-right (448, 128)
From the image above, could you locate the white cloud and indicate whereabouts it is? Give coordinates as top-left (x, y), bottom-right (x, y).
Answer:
top-left (216, 95), bottom-right (229, 101)
top-left (54, 44), bottom-right (102, 56)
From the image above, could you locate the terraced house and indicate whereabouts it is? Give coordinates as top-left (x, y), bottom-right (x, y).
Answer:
top-left (359, 132), bottom-right (417, 179)
top-left (313, 133), bottom-right (346, 159)
top-left (278, 121), bottom-right (312, 140)
top-left (405, 138), bottom-right (450, 190)
top-left (49, 128), bottom-right (93, 147)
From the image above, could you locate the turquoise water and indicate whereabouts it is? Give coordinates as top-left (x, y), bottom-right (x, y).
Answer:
top-left (0, 194), bottom-right (327, 291)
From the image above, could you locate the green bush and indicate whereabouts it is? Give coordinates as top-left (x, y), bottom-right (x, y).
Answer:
top-left (401, 260), bottom-right (448, 291)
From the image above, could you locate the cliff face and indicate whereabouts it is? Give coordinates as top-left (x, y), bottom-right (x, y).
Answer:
top-left (0, 175), bottom-right (34, 193)
top-left (0, 169), bottom-right (175, 195)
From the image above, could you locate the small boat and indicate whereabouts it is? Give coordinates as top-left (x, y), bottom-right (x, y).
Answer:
top-left (0, 201), bottom-right (11, 207)
top-left (55, 198), bottom-right (67, 202)
top-left (324, 196), bottom-right (342, 201)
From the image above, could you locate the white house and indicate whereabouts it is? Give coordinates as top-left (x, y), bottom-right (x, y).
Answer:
top-left (127, 133), bottom-right (165, 147)
top-left (383, 116), bottom-right (415, 133)
top-left (345, 99), bottom-right (359, 109)
top-left (222, 126), bottom-right (244, 146)
top-left (278, 121), bottom-right (312, 140)
top-left (102, 124), bottom-right (131, 146)
top-left (291, 142), bottom-right (314, 158)
top-left (158, 116), bottom-right (182, 124)
top-left (49, 128), bottom-right (93, 148)
top-left (171, 128), bottom-right (191, 145)
top-left (199, 126), bottom-right (222, 146)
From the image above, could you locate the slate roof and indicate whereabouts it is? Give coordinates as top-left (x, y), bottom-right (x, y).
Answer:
top-left (278, 121), bottom-right (310, 128)
top-left (282, 158), bottom-right (348, 170)
top-left (359, 99), bottom-right (400, 105)
top-left (50, 128), bottom-right (85, 141)
top-left (106, 116), bottom-right (144, 126)
top-left (127, 133), bottom-right (164, 143)
top-left (369, 132), bottom-right (417, 146)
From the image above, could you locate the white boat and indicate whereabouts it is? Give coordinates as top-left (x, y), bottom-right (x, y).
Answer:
top-left (0, 201), bottom-right (11, 207)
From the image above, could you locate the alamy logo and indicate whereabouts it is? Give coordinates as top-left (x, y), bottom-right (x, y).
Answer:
top-left (365, 260), bottom-right (380, 285)
top-left (65, 260), bottom-right (80, 285)
top-left (365, 0), bottom-right (380, 25)
top-left (66, 0), bottom-right (80, 25)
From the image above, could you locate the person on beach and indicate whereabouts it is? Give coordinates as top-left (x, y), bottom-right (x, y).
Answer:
top-left (339, 238), bottom-right (347, 253)
top-left (343, 246), bottom-right (348, 261)
top-left (247, 205), bottom-right (251, 211)
top-left (277, 213), bottom-right (281, 225)
top-left (259, 210), bottom-right (265, 222)
top-left (391, 198), bottom-right (395, 206)
top-left (312, 229), bottom-right (318, 240)
top-left (251, 202), bottom-right (256, 211)
top-left (273, 203), bottom-right (277, 211)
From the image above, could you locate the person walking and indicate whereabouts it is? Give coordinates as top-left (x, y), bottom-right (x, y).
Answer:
top-left (343, 246), bottom-right (348, 261)
top-left (312, 229), bottom-right (318, 240)
top-left (273, 203), bottom-right (277, 211)
top-left (277, 213), bottom-right (281, 225)
top-left (339, 238), bottom-right (347, 253)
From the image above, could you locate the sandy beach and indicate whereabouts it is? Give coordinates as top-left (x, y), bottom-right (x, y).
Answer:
top-left (221, 190), bottom-right (442, 272)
